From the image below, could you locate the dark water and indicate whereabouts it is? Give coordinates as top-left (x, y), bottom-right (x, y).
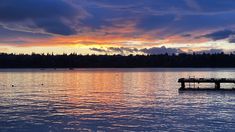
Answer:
top-left (0, 68), bottom-right (235, 132)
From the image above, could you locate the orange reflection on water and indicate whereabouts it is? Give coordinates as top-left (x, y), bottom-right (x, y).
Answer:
top-left (2, 69), bottom-right (216, 116)
top-left (45, 70), bottom-right (167, 115)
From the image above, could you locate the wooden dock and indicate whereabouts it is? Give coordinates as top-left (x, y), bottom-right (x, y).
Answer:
top-left (178, 78), bottom-right (235, 91)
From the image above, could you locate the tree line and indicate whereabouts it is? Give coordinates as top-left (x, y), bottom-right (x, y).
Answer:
top-left (0, 53), bottom-right (235, 68)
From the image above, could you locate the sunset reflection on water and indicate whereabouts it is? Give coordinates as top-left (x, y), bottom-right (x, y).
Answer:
top-left (0, 68), bottom-right (235, 131)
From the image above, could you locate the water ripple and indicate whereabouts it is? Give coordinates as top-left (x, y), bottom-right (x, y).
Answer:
top-left (0, 68), bottom-right (235, 131)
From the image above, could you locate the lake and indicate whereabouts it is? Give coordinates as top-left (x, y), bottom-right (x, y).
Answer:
top-left (0, 68), bottom-right (235, 131)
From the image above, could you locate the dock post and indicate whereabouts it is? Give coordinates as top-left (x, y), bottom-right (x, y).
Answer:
top-left (215, 82), bottom-right (220, 89)
top-left (181, 82), bottom-right (185, 89)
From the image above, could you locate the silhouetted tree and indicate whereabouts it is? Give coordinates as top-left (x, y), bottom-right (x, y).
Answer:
top-left (0, 53), bottom-right (235, 68)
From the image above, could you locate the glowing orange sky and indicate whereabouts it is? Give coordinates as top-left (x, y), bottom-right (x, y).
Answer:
top-left (0, 0), bottom-right (235, 54)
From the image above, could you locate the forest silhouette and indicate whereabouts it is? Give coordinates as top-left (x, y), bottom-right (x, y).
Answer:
top-left (0, 53), bottom-right (234, 68)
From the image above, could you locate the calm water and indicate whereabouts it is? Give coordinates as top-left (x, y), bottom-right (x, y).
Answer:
top-left (0, 68), bottom-right (235, 132)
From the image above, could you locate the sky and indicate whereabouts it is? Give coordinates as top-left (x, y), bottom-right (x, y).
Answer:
top-left (0, 0), bottom-right (235, 55)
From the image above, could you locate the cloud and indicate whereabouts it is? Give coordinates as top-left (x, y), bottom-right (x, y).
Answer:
top-left (201, 30), bottom-right (235, 40)
top-left (0, 40), bottom-right (27, 44)
top-left (0, 25), bottom-right (52, 46)
top-left (193, 49), bottom-right (224, 54)
top-left (229, 37), bottom-right (235, 43)
top-left (0, 26), bottom-right (51, 39)
top-left (0, 0), bottom-right (76, 21)
top-left (108, 47), bottom-right (139, 54)
top-left (72, 0), bottom-right (235, 39)
top-left (90, 47), bottom-right (139, 55)
top-left (0, 0), bottom-right (235, 48)
top-left (0, 0), bottom-right (85, 35)
top-left (90, 46), bottom-right (184, 55)
top-left (140, 46), bottom-right (184, 55)
top-left (181, 34), bottom-right (192, 37)
top-left (89, 48), bottom-right (107, 53)
top-left (184, 0), bottom-right (201, 11)
top-left (89, 46), bottom-right (226, 55)
top-left (34, 19), bottom-right (76, 35)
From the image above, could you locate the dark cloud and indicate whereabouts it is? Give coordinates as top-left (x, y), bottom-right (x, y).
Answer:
top-left (0, 26), bottom-right (51, 39)
top-left (193, 49), bottom-right (224, 54)
top-left (90, 47), bottom-right (139, 54)
top-left (0, 40), bottom-right (27, 45)
top-left (108, 47), bottom-right (125, 54)
top-left (1, 0), bottom-right (235, 45)
top-left (90, 46), bottom-right (226, 55)
top-left (89, 48), bottom-right (107, 53)
top-left (229, 37), bottom-right (235, 43)
top-left (181, 34), bottom-right (192, 37)
top-left (140, 46), bottom-right (184, 55)
top-left (165, 13), bottom-right (235, 36)
top-left (90, 46), bottom-right (183, 55)
top-left (201, 30), bottom-right (235, 40)
top-left (34, 19), bottom-right (76, 35)
top-left (78, 0), bottom-right (235, 37)
top-left (0, 0), bottom-right (82, 35)
top-left (0, 0), bottom-right (76, 21)
top-left (108, 47), bottom-right (138, 54)
top-left (195, 0), bottom-right (235, 12)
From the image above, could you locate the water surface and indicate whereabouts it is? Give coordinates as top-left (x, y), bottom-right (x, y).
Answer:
top-left (0, 68), bottom-right (235, 131)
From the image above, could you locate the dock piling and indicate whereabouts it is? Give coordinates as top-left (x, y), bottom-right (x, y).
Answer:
top-left (215, 82), bottom-right (220, 89)
top-left (181, 82), bottom-right (185, 89)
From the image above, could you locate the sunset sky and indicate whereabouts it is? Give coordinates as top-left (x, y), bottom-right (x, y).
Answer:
top-left (0, 0), bottom-right (235, 55)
